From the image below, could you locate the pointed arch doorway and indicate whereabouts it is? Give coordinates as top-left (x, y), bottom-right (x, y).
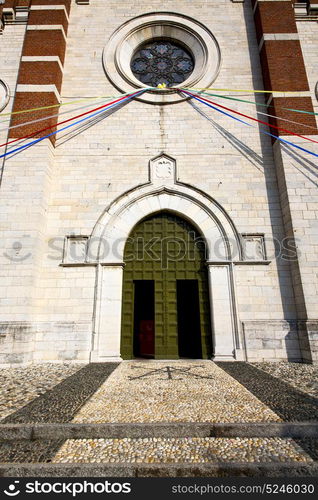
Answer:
top-left (121, 211), bottom-right (213, 359)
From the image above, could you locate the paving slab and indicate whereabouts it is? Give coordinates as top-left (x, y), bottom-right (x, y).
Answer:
top-left (252, 362), bottom-right (318, 398)
top-left (0, 360), bottom-right (317, 467)
top-left (0, 363), bottom-right (84, 421)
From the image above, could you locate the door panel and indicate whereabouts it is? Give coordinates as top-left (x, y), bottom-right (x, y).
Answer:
top-left (177, 280), bottom-right (202, 359)
top-left (121, 212), bottom-right (212, 359)
top-left (133, 280), bottom-right (155, 358)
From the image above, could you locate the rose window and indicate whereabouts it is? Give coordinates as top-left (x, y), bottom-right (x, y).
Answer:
top-left (131, 40), bottom-right (194, 88)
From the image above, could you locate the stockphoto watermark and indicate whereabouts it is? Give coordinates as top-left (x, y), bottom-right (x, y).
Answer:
top-left (3, 233), bottom-right (300, 266)
top-left (2, 480), bottom-right (132, 497)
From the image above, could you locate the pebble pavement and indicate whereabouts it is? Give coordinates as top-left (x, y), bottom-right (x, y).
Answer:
top-left (0, 363), bottom-right (85, 420)
top-left (253, 362), bottom-right (318, 398)
top-left (52, 437), bottom-right (312, 464)
top-left (0, 360), bottom-right (317, 465)
top-left (72, 361), bottom-right (281, 423)
top-left (217, 362), bottom-right (318, 422)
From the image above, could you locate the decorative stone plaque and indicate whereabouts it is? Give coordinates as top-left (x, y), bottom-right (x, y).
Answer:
top-left (150, 154), bottom-right (176, 184)
top-left (64, 236), bottom-right (88, 264)
top-left (242, 234), bottom-right (266, 261)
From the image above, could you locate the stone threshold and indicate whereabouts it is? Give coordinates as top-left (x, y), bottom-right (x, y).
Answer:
top-left (1, 422), bottom-right (317, 441)
top-left (0, 462), bottom-right (317, 478)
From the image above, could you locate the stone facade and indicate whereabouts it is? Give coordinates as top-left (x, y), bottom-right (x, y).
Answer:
top-left (0, 0), bottom-right (317, 365)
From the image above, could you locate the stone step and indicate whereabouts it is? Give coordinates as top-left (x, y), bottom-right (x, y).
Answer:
top-left (0, 436), bottom-right (315, 466)
top-left (1, 462), bottom-right (318, 478)
top-left (0, 433), bottom-right (316, 477)
top-left (50, 437), bottom-right (313, 465)
top-left (52, 437), bottom-right (312, 463)
top-left (0, 422), bottom-right (318, 441)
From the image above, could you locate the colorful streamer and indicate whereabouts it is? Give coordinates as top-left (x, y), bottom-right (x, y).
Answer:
top-left (0, 89), bottom-right (149, 149)
top-left (1, 85), bottom-right (316, 123)
top-left (184, 87), bottom-right (309, 94)
top-left (1, 89), bottom-right (146, 159)
top-left (0, 99), bottom-right (110, 132)
top-left (179, 90), bottom-right (318, 159)
top-left (182, 88), bottom-right (318, 119)
top-left (1, 88), bottom-right (315, 140)
top-left (179, 89), bottom-right (318, 145)
top-left (1, 85), bottom-right (316, 160)
top-left (0, 92), bottom-right (137, 120)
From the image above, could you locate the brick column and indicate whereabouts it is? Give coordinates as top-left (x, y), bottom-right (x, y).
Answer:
top-left (0, 0), bottom-right (72, 364)
top-left (308, 0), bottom-right (318, 12)
top-left (252, 0), bottom-right (318, 362)
top-left (253, 0), bottom-right (317, 135)
top-left (9, 0), bottom-right (71, 143)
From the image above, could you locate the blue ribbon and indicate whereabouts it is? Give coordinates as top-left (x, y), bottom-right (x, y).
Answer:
top-left (1, 89), bottom-right (146, 159)
top-left (184, 92), bottom-right (318, 160)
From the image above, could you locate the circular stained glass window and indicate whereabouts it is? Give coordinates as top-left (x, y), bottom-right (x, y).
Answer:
top-left (131, 40), bottom-right (194, 88)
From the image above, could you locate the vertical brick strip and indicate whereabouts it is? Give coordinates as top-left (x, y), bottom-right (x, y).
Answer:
top-left (252, 0), bottom-right (318, 361)
top-left (3, 1), bottom-right (18, 9)
top-left (253, 0), bottom-right (317, 136)
top-left (308, 0), bottom-right (318, 9)
top-left (9, 0), bottom-right (71, 143)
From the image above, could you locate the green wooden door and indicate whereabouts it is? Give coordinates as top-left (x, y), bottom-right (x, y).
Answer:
top-left (121, 212), bottom-right (212, 359)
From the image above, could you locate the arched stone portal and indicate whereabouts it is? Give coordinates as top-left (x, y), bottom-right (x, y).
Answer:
top-left (121, 211), bottom-right (212, 359)
top-left (89, 154), bottom-right (242, 362)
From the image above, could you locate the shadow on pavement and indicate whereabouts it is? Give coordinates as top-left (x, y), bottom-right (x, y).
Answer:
top-left (0, 363), bottom-right (119, 463)
top-left (216, 362), bottom-right (318, 461)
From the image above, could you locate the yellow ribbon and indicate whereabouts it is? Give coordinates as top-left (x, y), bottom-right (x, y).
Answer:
top-left (0, 93), bottom-right (133, 119)
top-left (182, 87), bottom-right (305, 94)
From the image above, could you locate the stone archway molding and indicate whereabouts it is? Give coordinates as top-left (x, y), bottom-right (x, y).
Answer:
top-left (89, 154), bottom-right (243, 363)
top-left (89, 154), bottom-right (243, 264)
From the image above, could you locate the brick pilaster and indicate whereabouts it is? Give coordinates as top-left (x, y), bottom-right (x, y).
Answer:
top-left (0, 0), bottom-right (73, 364)
top-left (308, 0), bottom-right (318, 11)
top-left (252, 0), bottom-right (317, 136)
top-left (252, 0), bottom-right (318, 362)
top-left (9, 0), bottom-right (71, 143)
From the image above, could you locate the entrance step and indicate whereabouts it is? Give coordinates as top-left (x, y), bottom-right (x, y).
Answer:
top-left (0, 436), bottom-right (317, 477)
top-left (1, 462), bottom-right (318, 478)
top-left (51, 437), bottom-right (313, 465)
top-left (0, 425), bottom-right (316, 475)
top-left (1, 422), bottom-right (318, 441)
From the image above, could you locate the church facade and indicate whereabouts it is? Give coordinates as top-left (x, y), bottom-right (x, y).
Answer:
top-left (0, 0), bottom-right (317, 365)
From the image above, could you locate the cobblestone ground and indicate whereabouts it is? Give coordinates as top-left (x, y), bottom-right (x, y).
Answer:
top-left (217, 362), bottom-right (318, 422)
top-left (52, 438), bottom-right (312, 464)
top-left (0, 363), bottom-right (85, 420)
top-left (72, 361), bottom-right (281, 423)
top-left (1, 363), bottom-right (119, 424)
top-left (253, 362), bottom-right (318, 398)
top-left (0, 361), bottom-right (317, 464)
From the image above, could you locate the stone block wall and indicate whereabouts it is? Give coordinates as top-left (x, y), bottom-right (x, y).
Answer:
top-left (242, 320), bottom-right (302, 362)
top-left (0, 0), bottom-right (317, 363)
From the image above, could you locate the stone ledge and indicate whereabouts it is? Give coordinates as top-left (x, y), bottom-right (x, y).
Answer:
top-left (1, 422), bottom-right (317, 441)
top-left (0, 462), bottom-right (317, 478)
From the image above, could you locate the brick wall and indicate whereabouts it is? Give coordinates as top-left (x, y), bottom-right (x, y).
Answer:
top-left (252, 0), bottom-right (318, 361)
top-left (9, 0), bottom-right (71, 143)
top-left (253, 0), bottom-right (317, 136)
